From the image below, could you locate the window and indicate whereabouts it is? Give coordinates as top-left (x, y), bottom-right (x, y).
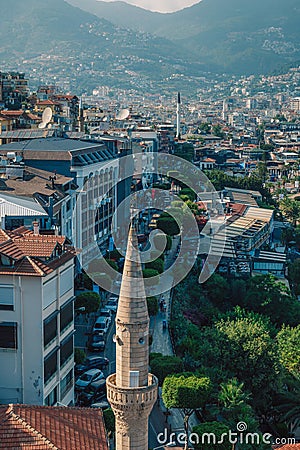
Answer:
top-left (60, 300), bottom-right (73, 333)
top-left (43, 277), bottom-right (57, 309)
top-left (0, 285), bottom-right (14, 311)
top-left (60, 369), bottom-right (73, 399)
top-left (45, 386), bottom-right (57, 406)
top-left (44, 348), bottom-right (58, 384)
top-left (0, 322), bottom-right (17, 349)
top-left (60, 334), bottom-right (73, 367)
top-left (59, 267), bottom-right (73, 296)
top-left (44, 313), bottom-right (58, 348)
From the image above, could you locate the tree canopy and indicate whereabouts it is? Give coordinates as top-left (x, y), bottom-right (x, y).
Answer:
top-left (75, 291), bottom-right (101, 314)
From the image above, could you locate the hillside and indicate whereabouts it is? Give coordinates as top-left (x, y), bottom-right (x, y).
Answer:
top-left (68, 0), bottom-right (300, 74)
top-left (1, 0), bottom-right (300, 94)
top-left (0, 0), bottom-right (202, 92)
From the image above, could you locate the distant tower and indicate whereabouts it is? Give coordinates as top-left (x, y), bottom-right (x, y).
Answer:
top-left (176, 91), bottom-right (181, 139)
top-left (106, 224), bottom-right (158, 450)
top-left (78, 96), bottom-right (84, 132)
top-left (222, 99), bottom-right (228, 121)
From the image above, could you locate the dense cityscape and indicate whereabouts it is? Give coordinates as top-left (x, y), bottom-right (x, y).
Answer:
top-left (0, 2), bottom-right (300, 448)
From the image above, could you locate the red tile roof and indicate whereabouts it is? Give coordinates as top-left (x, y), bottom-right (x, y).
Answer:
top-left (0, 110), bottom-right (24, 117)
top-left (272, 445), bottom-right (300, 449)
top-left (0, 229), bottom-right (75, 276)
top-left (0, 404), bottom-right (108, 449)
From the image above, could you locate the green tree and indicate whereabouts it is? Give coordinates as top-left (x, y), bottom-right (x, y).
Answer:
top-left (199, 122), bottom-right (211, 134)
top-left (215, 313), bottom-right (281, 411)
top-left (219, 378), bottom-right (250, 410)
top-left (74, 348), bottom-right (86, 364)
top-left (103, 408), bottom-right (115, 438)
top-left (288, 259), bottom-right (300, 295)
top-left (150, 355), bottom-right (184, 385)
top-left (157, 215), bottom-right (180, 236)
top-left (192, 422), bottom-right (231, 450)
top-left (212, 123), bottom-right (224, 138)
top-left (75, 291), bottom-right (101, 314)
top-left (142, 268), bottom-right (159, 278)
top-left (162, 374), bottom-right (212, 449)
top-left (145, 258), bottom-right (164, 274)
top-left (203, 274), bottom-right (230, 309)
top-left (276, 325), bottom-right (300, 380)
top-left (244, 274), bottom-right (300, 326)
top-left (217, 378), bottom-right (258, 432)
top-left (146, 296), bottom-right (159, 316)
top-left (279, 197), bottom-right (300, 226)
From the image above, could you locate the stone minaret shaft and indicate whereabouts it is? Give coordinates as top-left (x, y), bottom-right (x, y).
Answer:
top-left (107, 225), bottom-right (158, 450)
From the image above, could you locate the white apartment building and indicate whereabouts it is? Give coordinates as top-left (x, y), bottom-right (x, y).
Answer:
top-left (0, 227), bottom-right (75, 406)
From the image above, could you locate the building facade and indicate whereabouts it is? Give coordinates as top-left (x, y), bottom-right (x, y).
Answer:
top-left (0, 227), bottom-right (75, 406)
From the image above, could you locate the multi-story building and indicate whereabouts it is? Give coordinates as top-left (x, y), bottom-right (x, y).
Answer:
top-left (0, 137), bottom-right (119, 267)
top-left (0, 227), bottom-right (76, 406)
top-left (0, 72), bottom-right (29, 109)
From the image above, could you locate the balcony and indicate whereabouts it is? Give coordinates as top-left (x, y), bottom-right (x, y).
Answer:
top-left (106, 373), bottom-right (158, 412)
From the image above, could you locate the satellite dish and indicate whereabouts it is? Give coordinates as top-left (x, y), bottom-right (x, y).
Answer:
top-left (115, 108), bottom-right (130, 120)
top-left (42, 107), bottom-right (53, 124)
top-left (38, 107), bottom-right (53, 129)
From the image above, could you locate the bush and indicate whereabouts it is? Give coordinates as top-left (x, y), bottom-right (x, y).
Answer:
top-left (143, 268), bottom-right (159, 278)
top-left (145, 258), bottom-right (164, 274)
top-left (147, 296), bottom-right (159, 316)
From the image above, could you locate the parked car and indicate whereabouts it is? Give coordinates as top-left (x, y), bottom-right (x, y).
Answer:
top-left (76, 379), bottom-right (107, 406)
top-left (75, 369), bottom-right (104, 390)
top-left (87, 332), bottom-right (106, 352)
top-left (90, 399), bottom-right (110, 410)
top-left (93, 316), bottom-right (110, 334)
top-left (98, 308), bottom-right (112, 324)
top-left (75, 356), bottom-right (109, 376)
top-left (105, 299), bottom-right (118, 314)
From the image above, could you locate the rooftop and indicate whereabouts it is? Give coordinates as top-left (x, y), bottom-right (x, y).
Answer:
top-left (0, 404), bottom-right (108, 450)
top-left (0, 227), bottom-right (75, 276)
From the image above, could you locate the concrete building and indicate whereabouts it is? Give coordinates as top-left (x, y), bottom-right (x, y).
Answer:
top-left (0, 137), bottom-right (119, 267)
top-left (0, 227), bottom-right (76, 406)
top-left (106, 225), bottom-right (158, 449)
top-left (0, 72), bottom-right (29, 109)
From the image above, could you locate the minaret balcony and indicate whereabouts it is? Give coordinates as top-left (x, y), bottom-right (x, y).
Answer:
top-left (106, 373), bottom-right (158, 412)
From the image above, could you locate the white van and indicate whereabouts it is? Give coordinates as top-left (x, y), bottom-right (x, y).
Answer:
top-left (93, 316), bottom-right (110, 334)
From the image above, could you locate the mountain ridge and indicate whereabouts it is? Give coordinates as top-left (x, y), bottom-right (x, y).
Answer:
top-left (1, 0), bottom-right (300, 93)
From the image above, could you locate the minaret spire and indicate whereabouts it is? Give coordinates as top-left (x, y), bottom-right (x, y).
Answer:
top-left (106, 223), bottom-right (158, 450)
top-left (176, 91), bottom-right (181, 139)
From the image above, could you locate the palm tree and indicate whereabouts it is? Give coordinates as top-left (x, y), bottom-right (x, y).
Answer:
top-left (279, 197), bottom-right (300, 227)
top-left (219, 378), bottom-right (250, 410)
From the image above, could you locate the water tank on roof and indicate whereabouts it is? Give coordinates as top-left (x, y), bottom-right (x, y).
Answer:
top-left (7, 152), bottom-right (16, 160)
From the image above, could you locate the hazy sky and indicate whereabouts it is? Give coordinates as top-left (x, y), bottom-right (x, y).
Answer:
top-left (97, 0), bottom-right (200, 13)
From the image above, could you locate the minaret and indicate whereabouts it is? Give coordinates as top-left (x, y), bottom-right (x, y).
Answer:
top-left (176, 91), bottom-right (181, 139)
top-left (78, 96), bottom-right (84, 132)
top-left (106, 224), bottom-right (158, 450)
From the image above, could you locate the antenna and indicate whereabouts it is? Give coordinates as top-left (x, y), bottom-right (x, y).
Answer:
top-left (38, 107), bottom-right (53, 129)
top-left (115, 108), bottom-right (130, 121)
